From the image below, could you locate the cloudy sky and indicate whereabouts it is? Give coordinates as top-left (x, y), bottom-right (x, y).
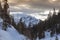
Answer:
top-left (1, 0), bottom-right (60, 20)
top-left (6, 0), bottom-right (60, 12)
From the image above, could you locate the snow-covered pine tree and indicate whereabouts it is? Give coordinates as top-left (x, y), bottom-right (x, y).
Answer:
top-left (1, 0), bottom-right (11, 30)
top-left (55, 36), bottom-right (58, 40)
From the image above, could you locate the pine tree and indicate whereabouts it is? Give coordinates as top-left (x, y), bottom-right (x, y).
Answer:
top-left (0, 1), bottom-right (3, 17)
top-left (2, 0), bottom-right (11, 31)
top-left (48, 11), bottom-right (52, 19)
top-left (55, 36), bottom-right (58, 40)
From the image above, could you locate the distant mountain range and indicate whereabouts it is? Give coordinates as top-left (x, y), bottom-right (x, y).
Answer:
top-left (11, 14), bottom-right (40, 28)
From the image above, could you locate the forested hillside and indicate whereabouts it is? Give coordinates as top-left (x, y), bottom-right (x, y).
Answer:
top-left (0, 0), bottom-right (60, 40)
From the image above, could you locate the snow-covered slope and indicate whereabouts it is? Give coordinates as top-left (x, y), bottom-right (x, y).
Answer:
top-left (0, 25), bottom-right (60, 40)
top-left (0, 18), bottom-right (3, 29)
top-left (0, 14), bottom-right (60, 40)
top-left (0, 25), bottom-right (29, 40)
top-left (11, 14), bottom-right (40, 28)
top-left (0, 18), bottom-right (29, 40)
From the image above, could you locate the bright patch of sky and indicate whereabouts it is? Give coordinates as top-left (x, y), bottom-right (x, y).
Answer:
top-left (10, 12), bottom-right (48, 21)
top-left (10, 9), bottom-right (59, 21)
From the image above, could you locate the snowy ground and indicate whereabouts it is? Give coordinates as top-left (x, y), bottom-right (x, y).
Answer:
top-left (0, 26), bottom-right (28, 40)
top-left (0, 26), bottom-right (60, 40)
top-left (0, 14), bottom-right (60, 40)
top-left (0, 18), bottom-right (28, 40)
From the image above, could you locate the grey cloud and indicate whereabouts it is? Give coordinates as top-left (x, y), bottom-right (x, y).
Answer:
top-left (9, 6), bottom-right (43, 13)
top-left (8, 0), bottom-right (60, 12)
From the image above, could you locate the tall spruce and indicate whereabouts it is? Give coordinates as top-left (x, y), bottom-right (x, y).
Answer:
top-left (2, 0), bottom-right (11, 30)
top-left (55, 36), bottom-right (58, 40)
